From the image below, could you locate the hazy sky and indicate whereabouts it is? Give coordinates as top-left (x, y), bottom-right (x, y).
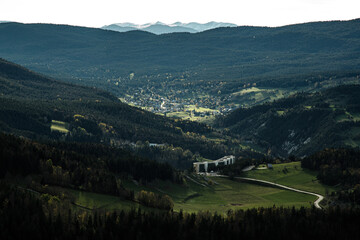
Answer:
top-left (0, 0), bottom-right (359, 27)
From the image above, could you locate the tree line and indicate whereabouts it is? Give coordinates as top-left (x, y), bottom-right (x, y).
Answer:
top-left (302, 148), bottom-right (360, 204)
top-left (2, 182), bottom-right (360, 240)
top-left (0, 134), bottom-right (180, 197)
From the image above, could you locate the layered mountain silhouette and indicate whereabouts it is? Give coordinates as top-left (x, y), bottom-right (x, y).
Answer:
top-left (101, 21), bottom-right (237, 34)
top-left (1, 19), bottom-right (359, 98)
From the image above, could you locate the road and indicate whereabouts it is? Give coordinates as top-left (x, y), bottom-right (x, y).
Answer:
top-left (161, 100), bottom-right (166, 109)
top-left (218, 175), bottom-right (324, 209)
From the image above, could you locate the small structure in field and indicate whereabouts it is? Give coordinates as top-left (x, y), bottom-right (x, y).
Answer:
top-left (267, 163), bottom-right (273, 169)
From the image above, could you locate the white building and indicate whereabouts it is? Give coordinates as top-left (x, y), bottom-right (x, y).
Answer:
top-left (193, 155), bottom-right (236, 173)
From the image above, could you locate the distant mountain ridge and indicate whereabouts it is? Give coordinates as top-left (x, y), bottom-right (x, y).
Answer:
top-left (101, 21), bottom-right (237, 34)
top-left (1, 19), bottom-right (360, 111)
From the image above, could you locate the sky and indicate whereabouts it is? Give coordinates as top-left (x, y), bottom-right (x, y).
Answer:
top-left (0, 0), bottom-right (359, 28)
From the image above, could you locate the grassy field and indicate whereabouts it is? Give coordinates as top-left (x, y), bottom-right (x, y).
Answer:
top-left (230, 87), bottom-right (288, 106)
top-left (166, 111), bottom-right (191, 119)
top-left (166, 104), bottom-right (218, 123)
top-left (65, 162), bottom-right (332, 213)
top-left (68, 189), bottom-right (163, 213)
top-left (50, 120), bottom-right (69, 133)
top-left (166, 111), bottom-right (216, 123)
top-left (67, 174), bottom-right (317, 214)
top-left (172, 176), bottom-right (315, 212)
top-left (243, 161), bottom-right (337, 195)
top-left (184, 105), bottom-right (217, 113)
top-left (231, 87), bottom-right (263, 96)
top-left (277, 110), bottom-right (285, 116)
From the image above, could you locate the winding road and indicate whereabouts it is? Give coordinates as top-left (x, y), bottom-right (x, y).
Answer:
top-left (218, 175), bottom-right (324, 209)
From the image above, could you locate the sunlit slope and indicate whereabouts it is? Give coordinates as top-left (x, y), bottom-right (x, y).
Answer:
top-left (0, 58), bottom-right (228, 161)
top-left (215, 84), bottom-right (360, 156)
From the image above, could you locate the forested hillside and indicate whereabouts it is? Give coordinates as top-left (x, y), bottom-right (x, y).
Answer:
top-left (0, 58), bottom-right (233, 167)
top-left (215, 84), bottom-right (360, 157)
top-left (1, 19), bottom-right (360, 239)
top-left (2, 183), bottom-right (360, 240)
top-left (0, 134), bottom-right (177, 193)
top-left (302, 148), bottom-right (360, 205)
top-left (302, 148), bottom-right (360, 186)
top-left (0, 19), bottom-right (359, 104)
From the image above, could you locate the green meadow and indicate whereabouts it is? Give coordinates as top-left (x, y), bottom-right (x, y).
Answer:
top-left (243, 161), bottom-right (337, 195)
top-left (50, 120), bottom-right (69, 133)
top-left (172, 176), bottom-right (315, 213)
top-left (68, 173), bottom-right (317, 214)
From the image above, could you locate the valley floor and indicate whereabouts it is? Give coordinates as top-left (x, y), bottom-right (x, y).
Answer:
top-left (66, 173), bottom-right (325, 213)
top-left (66, 161), bottom-right (336, 213)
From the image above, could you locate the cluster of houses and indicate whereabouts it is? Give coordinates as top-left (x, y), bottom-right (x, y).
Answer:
top-left (121, 87), bottom-right (235, 117)
top-left (193, 155), bottom-right (236, 173)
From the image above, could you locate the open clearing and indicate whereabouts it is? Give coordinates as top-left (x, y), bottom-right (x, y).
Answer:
top-left (67, 189), bottom-right (157, 212)
top-left (173, 176), bottom-right (315, 212)
top-left (335, 110), bottom-right (360, 123)
top-left (50, 120), bottom-right (69, 133)
top-left (243, 161), bottom-right (337, 195)
top-left (68, 174), bottom-right (316, 213)
top-left (230, 87), bottom-right (289, 106)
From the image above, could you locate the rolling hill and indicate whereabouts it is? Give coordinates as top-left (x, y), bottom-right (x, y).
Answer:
top-left (0, 58), bottom-right (232, 166)
top-left (0, 19), bottom-right (359, 108)
top-left (214, 84), bottom-right (360, 157)
top-left (1, 17), bottom-right (360, 240)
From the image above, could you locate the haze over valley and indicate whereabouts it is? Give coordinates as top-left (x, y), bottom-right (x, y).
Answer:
top-left (1, 2), bottom-right (360, 238)
top-left (101, 21), bottom-right (238, 34)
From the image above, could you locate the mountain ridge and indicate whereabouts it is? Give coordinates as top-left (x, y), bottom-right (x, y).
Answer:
top-left (101, 21), bottom-right (237, 34)
top-left (1, 19), bottom-right (359, 84)
top-left (0, 19), bottom-right (359, 115)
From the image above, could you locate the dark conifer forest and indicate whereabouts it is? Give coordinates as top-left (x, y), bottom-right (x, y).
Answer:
top-left (1, 182), bottom-right (360, 240)
top-left (1, 18), bottom-right (360, 239)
